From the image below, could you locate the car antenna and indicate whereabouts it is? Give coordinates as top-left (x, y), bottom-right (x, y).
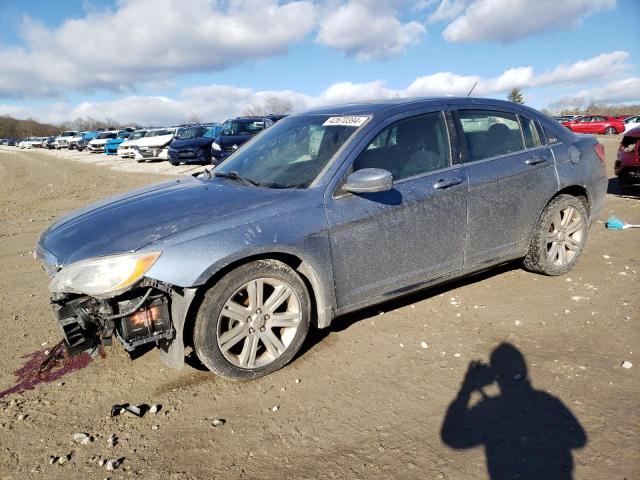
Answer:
top-left (467, 81), bottom-right (478, 97)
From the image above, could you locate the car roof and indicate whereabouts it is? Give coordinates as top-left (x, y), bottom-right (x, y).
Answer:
top-left (298, 96), bottom-right (539, 118)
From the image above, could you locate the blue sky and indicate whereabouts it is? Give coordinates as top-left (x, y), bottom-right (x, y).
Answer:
top-left (0, 0), bottom-right (638, 125)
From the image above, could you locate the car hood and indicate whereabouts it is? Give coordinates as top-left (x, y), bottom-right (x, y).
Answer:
top-left (39, 176), bottom-right (298, 266)
top-left (89, 138), bottom-right (109, 145)
top-left (216, 134), bottom-right (253, 148)
top-left (170, 137), bottom-right (214, 149)
top-left (135, 135), bottom-right (174, 147)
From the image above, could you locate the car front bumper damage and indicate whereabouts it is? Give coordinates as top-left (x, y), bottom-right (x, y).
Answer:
top-left (47, 277), bottom-right (195, 369)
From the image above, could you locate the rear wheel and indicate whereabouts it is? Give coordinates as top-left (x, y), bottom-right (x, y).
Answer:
top-left (193, 260), bottom-right (311, 380)
top-left (524, 194), bottom-right (588, 276)
top-left (605, 126), bottom-right (617, 135)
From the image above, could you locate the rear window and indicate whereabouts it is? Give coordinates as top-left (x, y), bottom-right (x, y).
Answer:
top-left (520, 116), bottom-right (542, 149)
top-left (456, 110), bottom-right (524, 162)
top-left (620, 135), bottom-right (639, 152)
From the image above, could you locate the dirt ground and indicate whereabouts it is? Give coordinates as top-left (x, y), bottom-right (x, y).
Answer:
top-left (0, 139), bottom-right (637, 480)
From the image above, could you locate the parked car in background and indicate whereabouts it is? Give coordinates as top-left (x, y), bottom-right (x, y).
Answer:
top-left (43, 136), bottom-right (56, 149)
top-left (18, 137), bottom-right (44, 149)
top-left (87, 131), bottom-right (118, 153)
top-left (105, 131), bottom-right (131, 155)
top-left (76, 131), bottom-right (99, 151)
top-left (210, 116), bottom-right (273, 164)
top-left (554, 115), bottom-right (580, 123)
top-left (132, 127), bottom-right (177, 162)
top-left (623, 115), bottom-right (640, 133)
top-left (614, 126), bottom-right (640, 195)
top-left (562, 115), bottom-right (624, 135)
top-left (35, 97), bottom-right (607, 380)
top-left (117, 129), bottom-right (147, 158)
top-left (53, 131), bottom-right (78, 149)
top-left (168, 124), bottom-right (221, 165)
top-left (266, 114), bottom-right (288, 123)
top-left (68, 131), bottom-right (87, 150)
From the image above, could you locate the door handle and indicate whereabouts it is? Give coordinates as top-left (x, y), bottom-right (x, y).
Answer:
top-left (433, 177), bottom-right (463, 189)
top-left (525, 156), bottom-right (546, 165)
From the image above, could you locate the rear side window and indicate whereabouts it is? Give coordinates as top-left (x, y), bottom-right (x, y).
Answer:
top-left (354, 112), bottom-right (451, 180)
top-left (520, 116), bottom-right (542, 149)
top-left (457, 110), bottom-right (524, 162)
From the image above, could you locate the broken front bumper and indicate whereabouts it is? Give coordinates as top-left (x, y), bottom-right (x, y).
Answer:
top-left (53, 286), bottom-right (174, 356)
top-left (48, 282), bottom-right (196, 370)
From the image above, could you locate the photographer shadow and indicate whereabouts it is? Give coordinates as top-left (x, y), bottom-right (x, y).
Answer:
top-left (440, 343), bottom-right (587, 480)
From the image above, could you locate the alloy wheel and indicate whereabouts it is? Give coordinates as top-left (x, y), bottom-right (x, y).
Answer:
top-left (216, 278), bottom-right (301, 369)
top-left (546, 206), bottom-right (584, 266)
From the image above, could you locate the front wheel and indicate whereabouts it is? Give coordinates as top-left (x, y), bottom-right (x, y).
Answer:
top-left (193, 260), bottom-right (311, 380)
top-left (605, 126), bottom-right (617, 135)
top-left (524, 194), bottom-right (588, 276)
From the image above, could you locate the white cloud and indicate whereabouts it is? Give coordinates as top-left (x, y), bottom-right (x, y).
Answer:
top-left (1, 51), bottom-right (635, 125)
top-left (427, 0), bottom-right (471, 23)
top-left (574, 77), bottom-right (640, 103)
top-left (317, 1), bottom-right (426, 61)
top-left (0, 0), bottom-right (317, 98)
top-left (439, 0), bottom-right (616, 43)
top-left (533, 51), bottom-right (628, 86)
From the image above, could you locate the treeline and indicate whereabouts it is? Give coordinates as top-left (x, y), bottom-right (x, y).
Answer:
top-left (543, 99), bottom-right (640, 116)
top-left (0, 116), bottom-right (60, 138)
top-left (0, 115), bottom-right (135, 138)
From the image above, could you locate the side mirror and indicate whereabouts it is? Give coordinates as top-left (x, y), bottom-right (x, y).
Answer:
top-left (345, 168), bottom-right (393, 193)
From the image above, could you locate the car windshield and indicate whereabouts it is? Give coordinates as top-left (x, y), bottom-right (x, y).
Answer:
top-left (203, 126), bottom-right (221, 138)
top-left (222, 119), bottom-right (269, 136)
top-left (176, 126), bottom-right (207, 140)
top-left (215, 114), bottom-right (367, 188)
top-left (146, 129), bottom-right (174, 137)
top-left (61, 131), bottom-right (76, 137)
top-left (96, 132), bottom-right (117, 139)
top-left (129, 131), bottom-right (147, 140)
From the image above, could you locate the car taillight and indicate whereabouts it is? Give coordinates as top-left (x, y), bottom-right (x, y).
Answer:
top-left (594, 143), bottom-right (605, 163)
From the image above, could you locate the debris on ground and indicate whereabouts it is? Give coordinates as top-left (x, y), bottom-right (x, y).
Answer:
top-left (73, 432), bottom-right (94, 445)
top-left (212, 418), bottom-right (225, 427)
top-left (621, 360), bottom-right (633, 369)
top-left (606, 216), bottom-right (640, 230)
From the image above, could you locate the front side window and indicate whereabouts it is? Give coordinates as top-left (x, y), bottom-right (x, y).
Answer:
top-left (457, 110), bottom-right (524, 162)
top-left (354, 112), bottom-right (451, 181)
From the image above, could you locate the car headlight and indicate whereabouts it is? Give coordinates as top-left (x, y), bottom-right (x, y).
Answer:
top-left (49, 251), bottom-right (161, 296)
top-left (212, 142), bottom-right (221, 151)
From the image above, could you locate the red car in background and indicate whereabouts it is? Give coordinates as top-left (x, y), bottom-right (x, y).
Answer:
top-left (615, 126), bottom-right (640, 194)
top-left (562, 115), bottom-right (625, 135)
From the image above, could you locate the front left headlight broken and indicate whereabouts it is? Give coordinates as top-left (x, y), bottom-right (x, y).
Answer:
top-left (49, 251), bottom-right (161, 297)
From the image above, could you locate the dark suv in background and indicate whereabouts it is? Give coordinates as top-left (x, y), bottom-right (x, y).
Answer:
top-left (168, 124), bottom-right (222, 165)
top-left (210, 116), bottom-right (273, 164)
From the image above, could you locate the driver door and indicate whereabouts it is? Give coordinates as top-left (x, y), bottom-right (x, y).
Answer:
top-left (325, 111), bottom-right (468, 309)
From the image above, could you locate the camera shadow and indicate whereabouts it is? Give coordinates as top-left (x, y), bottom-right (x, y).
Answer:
top-left (440, 343), bottom-right (587, 480)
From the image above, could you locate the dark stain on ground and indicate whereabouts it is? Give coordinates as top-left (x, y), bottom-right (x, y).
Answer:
top-left (0, 342), bottom-right (96, 399)
top-left (154, 371), bottom-right (214, 396)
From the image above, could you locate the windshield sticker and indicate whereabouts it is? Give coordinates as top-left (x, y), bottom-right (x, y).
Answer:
top-left (323, 116), bottom-right (369, 127)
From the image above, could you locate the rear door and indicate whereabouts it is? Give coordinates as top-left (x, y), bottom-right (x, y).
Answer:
top-left (454, 109), bottom-right (558, 267)
top-left (325, 110), bottom-right (468, 309)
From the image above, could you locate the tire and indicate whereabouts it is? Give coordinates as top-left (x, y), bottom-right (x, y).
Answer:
top-left (193, 260), bottom-right (311, 380)
top-left (605, 126), bottom-right (617, 135)
top-left (524, 194), bottom-right (588, 276)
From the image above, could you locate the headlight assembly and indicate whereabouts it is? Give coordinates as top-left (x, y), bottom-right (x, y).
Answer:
top-left (212, 142), bottom-right (221, 151)
top-left (49, 251), bottom-right (161, 297)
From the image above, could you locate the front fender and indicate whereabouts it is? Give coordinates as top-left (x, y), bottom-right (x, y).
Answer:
top-left (143, 203), bottom-right (337, 327)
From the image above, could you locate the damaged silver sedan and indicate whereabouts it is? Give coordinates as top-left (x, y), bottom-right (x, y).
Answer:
top-left (36, 97), bottom-right (607, 380)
